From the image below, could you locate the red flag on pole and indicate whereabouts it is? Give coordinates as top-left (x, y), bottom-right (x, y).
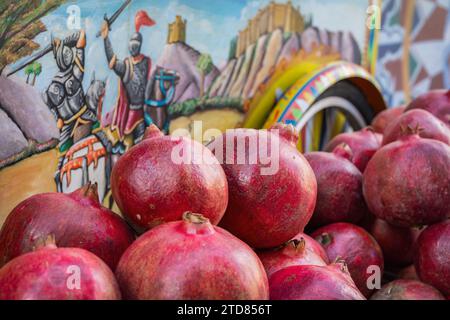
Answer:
top-left (135, 10), bottom-right (156, 32)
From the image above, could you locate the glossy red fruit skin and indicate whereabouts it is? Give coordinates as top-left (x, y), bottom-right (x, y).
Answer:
top-left (116, 213), bottom-right (269, 300)
top-left (111, 125), bottom-right (228, 232)
top-left (0, 243), bottom-right (121, 300)
top-left (383, 109), bottom-right (450, 146)
top-left (0, 184), bottom-right (135, 270)
top-left (257, 237), bottom-right (327, 277)
top-left (406, 90), bottom-right (450, 127)
top-left (363, 134), bottom-right (450, 227)
top-left (324, 127), bottom-right (382, 172)
top-left (269, 263), bottom-right (366, 300)
top-left (371, 106), bottom-right (406, 134)
top-left (210, 124), bottom-right (317, 249)
top-left (305, 150), bottom-right (367, 228)
top-left (367, 219), bottom-right (421, 268)
top-left (370, 280), bottom-right (445, 300)
top-left (311, 223), bottom-right (384, 298)
top-left (414, 221), bottom-right (450, 296)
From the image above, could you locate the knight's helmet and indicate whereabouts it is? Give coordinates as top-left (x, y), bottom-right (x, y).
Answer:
top-left (52, 34), bottom-right (74, 71)
top-left (129, 10), bottom-right (155, 57)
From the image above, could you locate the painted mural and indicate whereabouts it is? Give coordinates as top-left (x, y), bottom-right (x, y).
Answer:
top-left (376, 0), bottom-right (450, 106)
top-left (0, 0), bottom-right (448, 224)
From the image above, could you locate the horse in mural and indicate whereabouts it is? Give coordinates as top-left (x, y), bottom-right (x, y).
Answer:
top-left (146, 66), bottom-right (180, 132)
top-left (57, 67), bottom-right (179, 207)
top-left (58, 75), bottom-right (111, 200)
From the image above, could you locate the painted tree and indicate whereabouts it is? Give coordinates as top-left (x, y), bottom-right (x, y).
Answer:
top-left (24, 64), bottom-right (33, 84)
top-left (31, 61), bottom-right (42, 86)
top-left (196, 53), bottom-right (214, 98)
top-left (0, 0), bottom-right (66, 73)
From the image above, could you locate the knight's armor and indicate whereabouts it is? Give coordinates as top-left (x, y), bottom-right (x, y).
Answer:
top-left (104, 32), bottom-right (149, 145)
top-left (44, 31), bottom-right (97, 154)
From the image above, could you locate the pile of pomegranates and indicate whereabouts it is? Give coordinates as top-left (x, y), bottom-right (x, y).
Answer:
top-left (0, 89), bottom-right (449, 301)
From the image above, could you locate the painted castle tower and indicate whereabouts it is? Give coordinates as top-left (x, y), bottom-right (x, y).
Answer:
top-left (167, 15), bottom-right (187, 44)
top-left (234, 1), bottom-right (305, 57)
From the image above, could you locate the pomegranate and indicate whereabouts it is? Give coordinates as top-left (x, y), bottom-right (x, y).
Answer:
top-left (116, 212), bottom-right (269, 300)
top-left (363, 133), bottom-right (450, 227)
top-left (311, 223), bottom-right (384, 297)
top-left (0, 183), bottom-right (135, 270)
top-left (209, 124), bottom-right (317, 249)
top-left (397, 265), bottom-right (419, 281)
top-left (414, 221), bottom-right (450, 296)
top-left (383, 109), bottom-right (450, 146)
top-left (406, 90), bottom-right (450, 127)
top-left (371, 106), bottom-right (406, 133)
top-left (0, 236), bottom-right (121, 300)
top-left (269, 263), bottom-right (365, 300)
top-left (305, 146), bottom-right (368, 228)
top-left (370, 280), bottom-right (445, 300)
top-left (367, 219), bottom-right (421, 267)
top-left (257, 237), bottom-right (327, 277)
top-left (111, 124), bottom-right (228, 232)
top-left (324, 127), bottom-right (382, 172)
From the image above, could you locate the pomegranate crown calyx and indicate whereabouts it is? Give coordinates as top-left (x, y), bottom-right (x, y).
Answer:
top-left (144, 124), bottom-right (164, 140)
top-left (269, 123), bottom-right (299, 146)
top-left (72, 182), bottom-right (100, 203)
top-left (33, 234), bottom-right (57, 251)
top-left (332, 257), bottom-right (351, 275)
top-left (316, 232), bottom-right (332, 246)
top-left (399, 123), bottom-right (423, 138)
top-left (332, 143), bottom-right (354, 162)
top-left (364, 126), bottom-right (376, 133)
top-left (287, 238), bottom-right (306, 252)
top-left (182, 212), bottom-right (209, 225)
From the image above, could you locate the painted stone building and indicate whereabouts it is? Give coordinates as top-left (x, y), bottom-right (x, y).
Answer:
top-left (235, 1), bottom-right (305, 57)
top-left (167, 15), bottom-right (187, 44)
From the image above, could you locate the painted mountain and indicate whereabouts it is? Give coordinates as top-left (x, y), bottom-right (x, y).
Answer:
top-left (0, 75), bottom-right (58, 168)
top-left (209, 26), bottom-right (361, 100)
top-left (156, 42), bottom-right (220, 104)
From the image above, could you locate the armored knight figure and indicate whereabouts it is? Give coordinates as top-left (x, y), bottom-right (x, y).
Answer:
top-left (101, 10), bottom-right (156, 149)
top-left (44, 30), bottom-right (98, 154)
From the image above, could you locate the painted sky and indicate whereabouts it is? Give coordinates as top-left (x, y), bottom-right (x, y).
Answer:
top-left (11, 0), bottom-right (369, 115)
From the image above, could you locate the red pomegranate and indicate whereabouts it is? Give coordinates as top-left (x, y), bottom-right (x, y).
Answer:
top-left (209, 124), bottom-right (317, 249)
top-left (111, 124), bottom-right (228, 232)
top-left (257, 237), bottom-right (327, 277)
top-left (363, 133), bottom-right (450, 227)
top-left (0, 183), bottom-right (135, 270)
top-left (305, 146), bottom-right (368, 228)
top-left (370, 280), bottom-right (445, 300)
top-left (325, 127), bottom-right (382, 172)
top-left (414, 221), bottom-right (450, 296)
top-left (406, 90), bottom-right (450, 127)
top-left (383, 109), bottom-right (450, 146)
top-left (367, 219), bottom-right (421, 268)
top-left (371, 106), bottom-right (406, 134)
top-left (311, 223), bottom-right (384, 297)
top-left (397, 265), bottom-right (419, 281)
top-left (269, 263), bottom-right (365, 300)
top-left (116, 212), bottom-right (269, 300)
top-left (0, 237), bottom-right (121, 300)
